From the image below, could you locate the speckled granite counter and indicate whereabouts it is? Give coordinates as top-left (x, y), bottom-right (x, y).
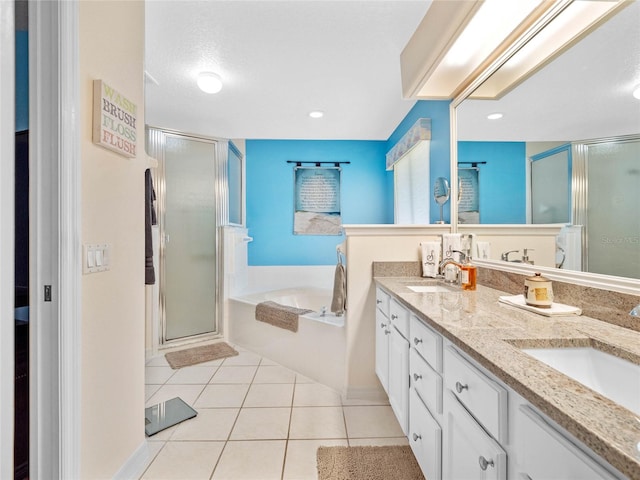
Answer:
top-left (374, 275), bottom-right (640, 480)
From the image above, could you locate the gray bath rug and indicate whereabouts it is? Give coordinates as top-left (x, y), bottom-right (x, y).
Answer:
top-left (165, 342), bottom-right (238, 369)
top-left (317, 445), bottom-right (425, 480)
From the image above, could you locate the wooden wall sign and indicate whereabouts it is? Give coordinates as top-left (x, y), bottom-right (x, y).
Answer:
top-left (92, 79), bottom-right (137, 157)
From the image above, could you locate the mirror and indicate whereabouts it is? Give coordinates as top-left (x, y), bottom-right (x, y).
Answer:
top-left (454, 2), bottom-right (640, 280)
top-left (433, 177), bottom-right (450, 224)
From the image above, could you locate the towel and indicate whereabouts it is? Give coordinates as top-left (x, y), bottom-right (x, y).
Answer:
top-left (255, 301), bottom-right (313, 332)
top-left (145, 169), bottom-right (157, 285)
top-left (476, 241), bottom-right (491, 260)
top-left (420, 240), bottom-right (441, 277)
top-left (498, 295), bottom-right (582, 316)
top-left (442, 233), bottom-right (462, 262)
top-left (331, 263), bottom-right (347, 316)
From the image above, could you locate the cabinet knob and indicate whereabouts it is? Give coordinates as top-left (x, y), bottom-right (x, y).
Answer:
top-left (380, 323), bottom-right (386, 328)
top-left (391, 314), bottom-right (398, 320)
top-left (478, 456), bottom-right (494, 471)
top-left (413, 337), bottom-right (423, 346)
top-left (413, 373), bottom-right (422, 381)
top-left (376, 299), bottom-right (382, 304)
top-left (384, 330), bottom-right (391, 335)
top-left (412, 433), bottom-right (421, 442)
top-left (455, 381), bottom-right (469, 393)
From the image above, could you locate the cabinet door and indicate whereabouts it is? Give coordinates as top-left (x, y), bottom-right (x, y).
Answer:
top-left (410, 388), bottom-right (442, 480)
top-left (389, 326), bottom-right (410, 435)
top-left (375, 308), bottom-right (391, 394)
top-left (443, 392), bottom-right (506, 480)
top-left (518, 405), bottom-right (620, 480)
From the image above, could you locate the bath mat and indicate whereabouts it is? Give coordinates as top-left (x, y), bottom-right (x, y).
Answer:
top-left (165, 342), bottom-right (238, 369)
top-left (317, 445), bottom-right (424, 480)
top-left (255, 301), bottom-right (312, 333)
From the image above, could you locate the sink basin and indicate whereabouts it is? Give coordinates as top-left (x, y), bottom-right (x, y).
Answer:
top-left (523, 347), bottom-right (640, 416)
top-left (407, 285), bottom-right (457, 293)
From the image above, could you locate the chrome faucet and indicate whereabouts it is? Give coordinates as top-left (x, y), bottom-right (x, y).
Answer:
top-left (630, 304), bottom-right (640, 317)
top-left (501, 250), bottom-right (520, 262)
top-left (439, 257), bottom-right (463, 284)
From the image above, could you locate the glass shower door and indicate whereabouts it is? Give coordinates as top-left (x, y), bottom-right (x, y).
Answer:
top-left (162, 135), bottom-right (218, 340)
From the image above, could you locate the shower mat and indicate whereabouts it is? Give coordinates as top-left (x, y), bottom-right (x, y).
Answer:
top-left (165, 341), bottom-right (238, 369)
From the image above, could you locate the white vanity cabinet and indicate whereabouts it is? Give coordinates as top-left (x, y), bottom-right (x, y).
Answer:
top-left (374, 287), bottom-right (391, 394)
top-left (388, 298), bottom-right (410, 435)
top-left (410, 388), bottom-right (442, 480)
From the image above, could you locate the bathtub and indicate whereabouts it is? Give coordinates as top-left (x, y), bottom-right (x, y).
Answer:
top-left (228, 287), bottom-right (345, 392)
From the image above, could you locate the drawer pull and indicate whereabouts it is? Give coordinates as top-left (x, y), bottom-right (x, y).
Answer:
top-left (376, 299), bottom-right (382, 304)
top-left (478, 456), bottom-right (494, 471)
top-left (412, 433), bottom-right (421, 442)
top-left (455, 381), bottom-right (468, 393)
top-left (391, 314), bottom-right (398, 320)
top-left (413, 337), bottom-right (423, 345)
top-left (413, 373), bottom-right (422, 381)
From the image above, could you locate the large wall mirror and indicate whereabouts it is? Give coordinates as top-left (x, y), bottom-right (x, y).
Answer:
top-left (453, 1), bottom-right (639, 281)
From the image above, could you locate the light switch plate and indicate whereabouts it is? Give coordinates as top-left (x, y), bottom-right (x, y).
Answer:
top-left (83, 243), bottom-right (111, 274)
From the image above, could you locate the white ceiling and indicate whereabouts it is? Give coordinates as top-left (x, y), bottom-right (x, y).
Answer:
top-left (457, 1), bottom-right (640, 142)
top-left (144, 0), bottom-right (431, 141)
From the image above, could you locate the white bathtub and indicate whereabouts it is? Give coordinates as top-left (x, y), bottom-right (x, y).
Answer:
top-left (228, 287), bottom-right (346, 392)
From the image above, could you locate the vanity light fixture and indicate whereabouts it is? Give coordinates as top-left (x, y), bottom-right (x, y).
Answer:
top-left (197, 72), bottom-right (223, 94)
top-left (633, 85), bottom-right (640, 100)
top-left (487, 112), bottom-right (503, 120)
top-left (401, 0), bottom-right (627, 100)
top-left (309, 111), bottom-right (324, 119)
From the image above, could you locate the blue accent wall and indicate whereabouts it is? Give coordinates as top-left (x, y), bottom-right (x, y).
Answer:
top-left (16, 30), bottom-right (29, 131)
top-left (458, 141), bottom-right (526, 223)
top-left (246, 140), bottom-right (390, 265)
top-left (387, 100), bottom-right (451, 223)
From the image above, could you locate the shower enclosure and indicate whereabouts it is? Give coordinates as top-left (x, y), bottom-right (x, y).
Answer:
top-left (147, 127), bottom-right (241, 344)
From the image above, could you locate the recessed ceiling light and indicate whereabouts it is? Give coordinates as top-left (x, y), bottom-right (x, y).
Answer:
top-left (197, 72), bottom-right (223, 94)
top-left (309, 111), bottom-right (324, 119)
top-left (487, 112), bottom-right (503, 120)
top-left (633, 85), bottom-right (640, 100)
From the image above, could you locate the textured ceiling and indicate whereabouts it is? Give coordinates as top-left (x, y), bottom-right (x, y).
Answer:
top-left (457, 1), bottom-right (640, 142)
top-left (144, 1), bottom-right (431, 140)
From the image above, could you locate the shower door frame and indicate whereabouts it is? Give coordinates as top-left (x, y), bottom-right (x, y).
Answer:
top-left (150, 127), bottom-right (230, 348)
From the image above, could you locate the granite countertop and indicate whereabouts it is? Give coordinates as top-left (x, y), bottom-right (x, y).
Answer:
top-left (374, 276), bottom-right (640, 480)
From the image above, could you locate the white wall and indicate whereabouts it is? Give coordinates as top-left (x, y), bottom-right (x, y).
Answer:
top-left (79, 1), bottom-right (147, 477)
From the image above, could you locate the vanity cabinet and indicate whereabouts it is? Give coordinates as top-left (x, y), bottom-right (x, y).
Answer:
top-left (410, 388), bottom-right (442, 480)
top-left (388, 324), bottom-right (409, 435)
top-left (375, 287), bottom-right (391, 394)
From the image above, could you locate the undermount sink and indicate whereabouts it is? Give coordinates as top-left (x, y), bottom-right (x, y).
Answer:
top-left (407, 284), bottom-right (457, 293)
top-left (522, 347), bottom-right (640, 416)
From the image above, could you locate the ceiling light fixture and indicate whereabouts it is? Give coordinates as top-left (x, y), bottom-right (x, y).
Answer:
top-left (487, 113), bottom-right (503, 120)
top-left (197, 72), bottom-right (223, 94)
top-left (309, 111), bottom-right (324, 119)
top-left (401, 0), bottom-right (626, 100)
top-left (633, 85), bottom-right (640, 100)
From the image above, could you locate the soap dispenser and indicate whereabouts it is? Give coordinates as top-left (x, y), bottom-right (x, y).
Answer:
top-left (522, 248), bottom-right (535, 265)
top-left (453, 249), bottom-right (477, 291)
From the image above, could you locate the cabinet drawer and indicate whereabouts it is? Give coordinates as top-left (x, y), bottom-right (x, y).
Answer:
top-left (410, 388), bottom-right (442, 480)
top-left (410, 315), bottom-right (442, 372)
top-left (518, 405), bottom-right (620, 480)
top-left (444, 346), bottom-right (508, 443)
top-left (389, 298), bottom-right (410, 339)
top-left (410, 348), bottom-right (442, 415)
top-left (376, 287), bottom-right (390, 317)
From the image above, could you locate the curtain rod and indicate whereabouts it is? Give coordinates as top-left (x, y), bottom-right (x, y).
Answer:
top-left (287, 160), bottom-right (351, 167)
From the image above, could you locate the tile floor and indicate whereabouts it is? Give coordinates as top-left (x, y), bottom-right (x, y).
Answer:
top-left (141, 345), bottom-right (407, 480)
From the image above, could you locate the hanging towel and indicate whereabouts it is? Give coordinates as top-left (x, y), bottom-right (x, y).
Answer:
top-left (442, 233), bottom-right (462, 262)
top-left (331, 263), bottom-right (347, 316)
top-left (255, 301), bottom-right (312, 333)
top-left (476, 241), bottom-right (491, 260)
top-left (145, 169), bottom-right (157, 285)
top-left (420, 240), bottom-right (441, 277)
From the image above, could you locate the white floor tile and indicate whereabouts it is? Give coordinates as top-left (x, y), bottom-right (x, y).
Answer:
top-left (145, 384), bottom-right (162, 401)
top-left (221, 350), bottom-right (262, 366)
top-left (141, 441), bottom-right (224, 480)
top-left (289, 407), bottom-right (347, 440)
top-left (253, 365), bottom-right (296, 384)
top-left (212, 440), bottom-right (286, 480)
top-left (293, 383), bottom-right (342, 407)
top-left (145, 384), bottom-right (205, 408)
top-left (295, 374), bottom-right (314, 384)
top-left (171, 408), bottom-right (239, 441)
top-left (194, 384), bottom-right (250, 408)
top-left (229, 407), bottom-right (291, 440)
top-left (165, 365), bottom-right (218, 385)
top-left (244, 383), bottom-right (294, 408)
top-left (259, 356), bottom-right (280, 366)
top-left (210, 366), bottom-right (258, 384)
top-left (348, 437), bottom-right (409, 446)
top-left (343, 405), bottom-right (405, 438)
top-left (283, 439), bottom-right (348, 480)
top-left (146, 355), bottom-right (170, 367)
top-left (146, 366), bottom-right (176, 385)
top-left (341, 396), bottom-right (390, 406)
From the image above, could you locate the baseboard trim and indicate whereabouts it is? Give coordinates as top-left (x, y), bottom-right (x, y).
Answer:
top-left (343, 386), bottom-right (387, 403)
top-left (113, 440), bottom-right (159, 480)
